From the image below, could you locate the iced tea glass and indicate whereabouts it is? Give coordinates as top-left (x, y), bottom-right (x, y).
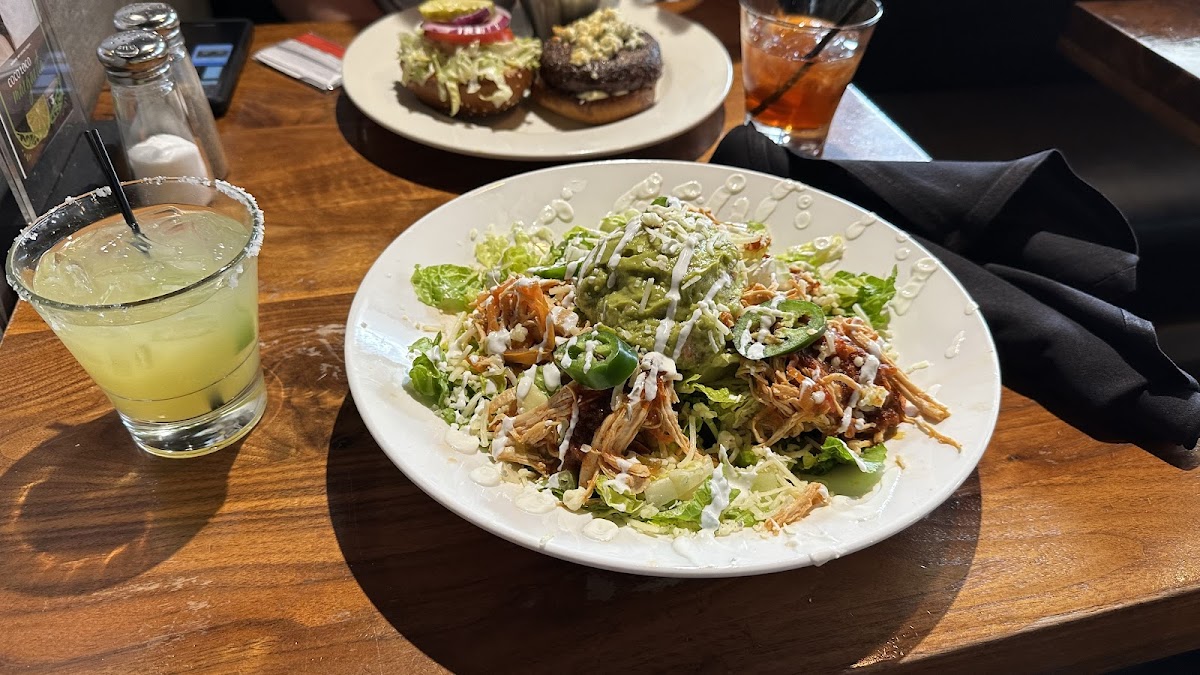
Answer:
top-left (740, 0), bottom-right (882, 157)
top-left (5, 178), bottom-right (267, 458)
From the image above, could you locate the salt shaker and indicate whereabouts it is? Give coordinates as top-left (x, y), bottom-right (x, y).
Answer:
top-left (97, 30), bottom-right (212, 184)
top-left (114, 2), bottom-right (228, 179)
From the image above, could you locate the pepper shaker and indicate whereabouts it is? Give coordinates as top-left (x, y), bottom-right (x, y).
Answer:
top-left (114, 2), bottom-right (228, 179)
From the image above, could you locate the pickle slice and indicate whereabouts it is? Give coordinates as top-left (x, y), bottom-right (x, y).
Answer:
top-left (418, 0), bottom-right (493, 23)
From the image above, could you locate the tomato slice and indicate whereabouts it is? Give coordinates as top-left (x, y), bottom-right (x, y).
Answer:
top-left (424, 26), bottom-right (514, 45)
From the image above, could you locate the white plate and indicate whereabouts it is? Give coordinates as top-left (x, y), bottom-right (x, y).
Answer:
top-left (340, 1), bottom-right (732, 160)
top-left (345, 160), bottom-right (1001, 577)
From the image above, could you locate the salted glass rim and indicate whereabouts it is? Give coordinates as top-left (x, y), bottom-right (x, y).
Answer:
top-left (4, 176), bottom-right (264, 313)
top-left (740, 0), bottom-right (883, 32)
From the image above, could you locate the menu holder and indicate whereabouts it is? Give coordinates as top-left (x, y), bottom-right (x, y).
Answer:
top-left (0, 0), bottom-right (104, 325)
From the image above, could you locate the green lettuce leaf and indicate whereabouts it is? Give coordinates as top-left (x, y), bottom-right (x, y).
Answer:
top-left (647, 478), bottom-right (744, 531)
top-left (648, 478), bottom-right (713, 529)
top-left (797, 443), bottom-right (887, 497)
top-left (828, 267), bottom-right (898, 329)
top-left (541, 226), bottom-right (600, 266)
top-left (778, 234), bottom-right (844, 269)
top-left (593, 477), bottom-right (648, 515)
top-left (474, 226), bottom-right (554, 278)
top-left (411, 264), bottom-right (483, 313)
top-left (407, 336), bottom-right (449, 407)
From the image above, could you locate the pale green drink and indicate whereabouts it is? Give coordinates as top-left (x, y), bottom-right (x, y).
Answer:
top-left (6, 178), bottom-right (266, 457)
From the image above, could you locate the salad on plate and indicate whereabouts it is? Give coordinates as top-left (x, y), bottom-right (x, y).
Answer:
top-left (405, 196), bottom-right (956, 537)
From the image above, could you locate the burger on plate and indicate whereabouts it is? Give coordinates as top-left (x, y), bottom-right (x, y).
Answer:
top-left (532, 8), bottom-right (664, 125)
top-left (397, 0), bottom-right (542, 118)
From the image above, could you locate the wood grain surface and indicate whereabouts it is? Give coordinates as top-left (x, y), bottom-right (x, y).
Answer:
top-left (1060, 0), bottom-right (1200, 145)
top-left (0, 5), bottom-right (1197, 673)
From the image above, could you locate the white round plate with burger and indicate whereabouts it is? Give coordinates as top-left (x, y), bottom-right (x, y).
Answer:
top-left (341, 0), bottom-right (733, 160)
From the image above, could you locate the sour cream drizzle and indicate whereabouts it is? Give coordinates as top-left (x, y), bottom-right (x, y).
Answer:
top-left (653, 234), bottom-right (698, 353)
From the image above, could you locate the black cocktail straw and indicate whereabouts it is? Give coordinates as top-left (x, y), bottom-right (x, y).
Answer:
top-left (747, 0), bottom-right (870, 119)
top-left (84, 128), bottom-right (150, 251)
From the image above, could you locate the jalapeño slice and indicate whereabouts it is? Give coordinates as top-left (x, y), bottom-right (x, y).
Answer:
top-left (733, 299), bottom-right (827, 360)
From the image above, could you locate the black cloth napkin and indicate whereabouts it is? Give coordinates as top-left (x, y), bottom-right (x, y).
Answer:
top-left (711, 123), bottom-right (1200, 450)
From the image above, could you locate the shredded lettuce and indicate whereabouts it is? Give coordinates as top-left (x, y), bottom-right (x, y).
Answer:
top-left (396, 33), bottom-right (541, 116)
top-left (474, 226), bottom-right (554, 279)
top-left (541, 226), bottom-right (600, 267)
top-left (828, 268), bottom-right (898, 329)
top-left (411, 264), bottom-right (483, 313)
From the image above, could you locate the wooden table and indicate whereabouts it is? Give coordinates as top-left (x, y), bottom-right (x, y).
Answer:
top-left (1, 6), bottom-right (1198, 673)
top-left (1060, 0), bottom-right (1200, 145)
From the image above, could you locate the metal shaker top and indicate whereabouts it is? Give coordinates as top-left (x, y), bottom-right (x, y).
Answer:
top-left (113, 3), bottom-right (182, 48)
top-left (97, 29), bottom-right (170, 85)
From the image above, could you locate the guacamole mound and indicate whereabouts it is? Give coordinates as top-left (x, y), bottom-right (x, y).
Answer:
top-left (575, 203), bottom-right (746, 372)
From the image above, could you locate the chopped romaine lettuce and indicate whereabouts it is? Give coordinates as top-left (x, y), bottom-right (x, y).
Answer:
top-left (796, 443), bottom-right (887, 497)
top-left (828, 267), bottom-right (898, 329)
top-left (407, 335), bottom-right (450, 410)
top-left (474, 226), bottom-right (555, 279)
top-left (778, 234), bottom-right (844, 269)
top-left (411, 264), bottom-right (483, 313)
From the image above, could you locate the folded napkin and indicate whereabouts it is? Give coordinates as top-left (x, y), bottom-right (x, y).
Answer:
top-left (711, 124), bottom-right (1200, 450)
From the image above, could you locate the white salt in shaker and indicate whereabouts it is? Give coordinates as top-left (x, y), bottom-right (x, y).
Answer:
top-left (97, 30), bottom-right (211, 202)
top-left (114, 3), bottom-right (229, 179)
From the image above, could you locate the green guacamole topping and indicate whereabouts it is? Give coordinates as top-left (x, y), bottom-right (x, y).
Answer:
top-left (574, 201), bottom-right (746, 373)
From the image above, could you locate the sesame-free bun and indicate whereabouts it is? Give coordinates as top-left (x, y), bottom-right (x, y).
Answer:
top-left (531, 81), bottom-right (657, 125)
top-left (406, 66), bottom-right (534, 117)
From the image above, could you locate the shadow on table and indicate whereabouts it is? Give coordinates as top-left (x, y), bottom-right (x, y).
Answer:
top-left (0, 412), bottom-right (237, 596)
top-left (327, 395), bottom-right (982, 673)
top-left (333, 92), bottom-right (727, 194)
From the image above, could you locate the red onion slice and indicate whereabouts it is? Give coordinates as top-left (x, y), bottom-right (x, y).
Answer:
top-left (448, 7), bottom-right (491, 25)
top-left (422, 7), bottom-right (511, 37)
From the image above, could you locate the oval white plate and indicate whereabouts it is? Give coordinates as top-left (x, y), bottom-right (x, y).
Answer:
top-left (341, 1), bottom-right (733, 160)
top-left (345, 160), bottom-right (1001, 577)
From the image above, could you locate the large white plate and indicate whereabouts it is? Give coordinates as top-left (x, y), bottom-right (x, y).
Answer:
top-left (345, 160), bottom-right (1001, 577)
top-left (340, 1), bottom-right (732, 160)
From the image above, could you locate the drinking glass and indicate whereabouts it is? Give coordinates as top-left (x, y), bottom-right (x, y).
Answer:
top-left (740, 0), bottom-right (882, 157)
top-left (5, 178), bottom-right (267, 458)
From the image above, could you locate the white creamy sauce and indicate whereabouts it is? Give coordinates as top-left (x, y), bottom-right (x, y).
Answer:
top-left (557, 399), bottom-right (580, 466)
top-left (794, 211), bottom-right (812, 229)
top-left (964, 301), bottom-right (979, 315)
top-left (846, 212), bottom-right (877, 240)
top-left (542, 363), bottom-right (561, 390)
top-left (559, 335), bottom-right (579, 368)
top-left (671, 180), bottom-right (703, 202)
top-left (894, 246), bottom-right (911, 260)
top-left (514, 488), bottom-right (557, 514)
top-left (653, 234), bottom-right (698, 353)
top-left (890, 257), bottom-right (939, 315)
top-left (582, 518), bottom-right (619, 542)
top-left (704, 173), bottom-right (746, 215)
top-left (751, 178), bottom-right (806, 223)
top-left (490, 416), bottom-right (514, 458)
top-left (445, 428), bottom-right (480, 454)
top-left (945, 330), bottom-right (966, 359)
top-left (516, 367), bottom-right (537, 400)
top-left (613, 173), bottom-right (663, 211)
top-left (700, 464), bottom-right (732, 531)
top-left (729, 195), bottom-right (751, 222)
top-left (607, 215), bottom-right (645, 287)
top-left (469, 465), bottom-right (502, 487)
top-left (797, 193), bottom-right (814, 209)
top-left (484, 327), bottom-right (512, 355)
top-left (860, 353), bottom-right (881, 385)
top-left (538, 199), bottom-right (574, 225)
top-left (561, 178), bottom-right (586, 199)
top-left (638, 278), bottom-right (653, 310)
